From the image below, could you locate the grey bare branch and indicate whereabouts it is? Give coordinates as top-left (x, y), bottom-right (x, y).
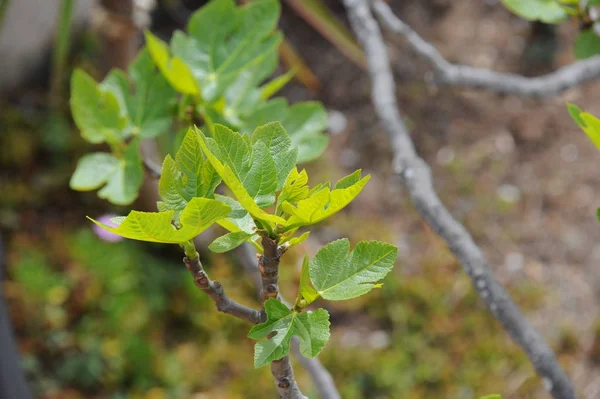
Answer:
top-left (373, 0), bottom-right (600, 97)
top-left (343, 0), bottom-right (576, 398)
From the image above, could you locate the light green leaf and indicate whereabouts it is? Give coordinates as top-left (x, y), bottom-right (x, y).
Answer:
top-left (89, 197), bottom-right (230, 243)
top-left (251, 122), bottom-right (298, 190)
top-left (567, 103), bottom-right (585, 129)
top-left (70, 153), bottom-right (120, 191)
top-left (98, 141), bottom-right (144, 205)
top-left (277, 168), bottom-right (310, 212)
top-left (568, 105), bottom-right (600, 151)
top-left (214, 194), bottom-right (257, 234)
top-left (145, 31), bottom-right (198, 95)
top-left (248, 298), bottom-right (330, 368)
top-left (283, 171), bottom-right (370, 229)
top-left (70, 69), bottom-right (127, 144)
top-left (479, 396), bottom-right (502, 399)
top-left (126, 49), bottom-right (177, 138)
top-left (244, 141), bottom-right (278, 207)
top-left (208, 231), bottom-right (255, 253)
top-left (574, 30), bottom-right (600, 60)
top-left (242, 100), bottom-right (329, 163)
top-left (260, 69), bottom-right (296, 100)
top-left (501, 0), bottom-right (568, 23)
top-left (333, 169), bottom-right (362, 190)
top-left (296, 255), bottom-right (319, 307)
top-left (196, 127), bottom-right (286, 226)
top-left (309, 239), bottom-right (398, 300)
top-left (158, 128), bottom-right (220, 213)
top-left (288, 231), bottom-right (310, 247)
top-left (281, 102), bottom-right (329, 163)
top-left (176, 0), bottom-right (281, 101)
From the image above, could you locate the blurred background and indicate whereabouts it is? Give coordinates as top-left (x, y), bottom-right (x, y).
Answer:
top-left (2, 0), bottom-right (600, 398)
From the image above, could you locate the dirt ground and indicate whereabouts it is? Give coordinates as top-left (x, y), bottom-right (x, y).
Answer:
top-left (280, 0), bottom-right (600, 397)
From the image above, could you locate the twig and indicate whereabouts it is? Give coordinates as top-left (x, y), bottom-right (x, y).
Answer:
top-left (373, 0), bottom-right (600, 97)
top-left (343, 1), bottom-right (576, 399)
top-left (183, 253), bottom-right (261, 325)
top-left (259, 237), bottom-right (307, 399)
top-left (143, 158), bottom-right (162, 179)
top-left (238, 242), bottom-right (341, 399)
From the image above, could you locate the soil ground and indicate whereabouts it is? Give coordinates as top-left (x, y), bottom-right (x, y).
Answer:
top-left (280, 0), bottom-right (600, 397)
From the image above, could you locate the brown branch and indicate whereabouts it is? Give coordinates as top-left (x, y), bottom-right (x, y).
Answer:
top-left (259, 237), bottom-right (307, 399)
top-left (343, 1), bottom-right (576, 398)
top-left (183, 254), bottom-right (261, 325)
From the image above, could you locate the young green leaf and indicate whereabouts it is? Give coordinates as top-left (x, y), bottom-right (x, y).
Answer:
top-left (214, 194), bottom-right (257, 234)
top-left (70, 153), bottom-right (120, 191)
top-left (282, 171), bottom-right (370, 229)
top-left (568, 104), bottom-right (600, 151)
top-left (158, 128), bottom-right (221, 213)
top-left (208, 231), bottom-right (256, 253)
top-left (89, 197), bottom-right (230, 243)
top-left (248, 298), bottom-right (330, 368)
top-left (125, 49), bottom-right (177, 138)
top-left (70, 69), bottom-right (127, 144)
top-left (196, 126), bottom-right (286, 225)
top-left (296, 255), bottom-right (319, 308)
top-left (501, 0), bottom-right (568, 24)
top-left (287, 231), bottom-right (310, 247)
top-left (260, 69), bottom-right (296, 100)
top-left (574, 29), bottom-right (600, 60)
top-left (309, 239), bottom-right (398, 300)
top-left (277, 168), bottom-right (310, 212)
top-left (242, 100), bottom-right (329, 163)
top-left (145, 31), bottom-right (198, 95)
top-left (97, 141), bottom-right (144, 206)
top-left (251, 122), bottom-right (298, 190)
top-left (181, 0), bottom-right (282, 101)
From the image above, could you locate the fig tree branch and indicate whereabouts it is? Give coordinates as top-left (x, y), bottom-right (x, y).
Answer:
top-left (373, 0), bottom-right (600, 97)
top-left (183, 251), bottom-right (261, 325)
top-left (343, 1), bottom-right (576, 398)
top-left (259, 236), bottom-right (306, 399)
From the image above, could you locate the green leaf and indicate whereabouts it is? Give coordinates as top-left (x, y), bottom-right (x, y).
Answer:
top-left (277, 168), bottom-right (310, 211)
top-left (309, 239), bottom-right (398, 300)
top-left (260, 69), bottom-right (296, 100)
top-left (281, 102), bottom-right (329, 163)
top-left (97, 141), bottom-right (144, 205)
top-left (181, 0), bottom-right (282, 101)
top-left (479, 396), bottom-right (502, 399)
top-left (158, 128), bottom-right (220, 213)
top-left (196, 127), bottom-right (286, 226)
top-left (145, 31), bottom-right (198, 95)
top-left (251, 122), bottom-right (298, 190)
top-left (287, 231), bottom-right (310, 247)
top-left (70, 153), bottom-right (120, 191)
top-left (244, 140), bottom-right (278, 207)
top-left (126, 49), bottom-right (177, 138)
top-left (283, 171), bottom-right (370, 229)
top-left (242, 100), bottom-right (329, 163)
top-left (574, 29), bottom-right (600, 59)
top-left (70, 69), bottom-right (127, 144)
top-left (501, 0), bottom-right (568, 23)
top-left (214, 194), bottom-right (257, 234)
top-left (333, 169), bottom-right (362, 190)
top-left (208, 231), bottom-right (255, 253)
top-left (296, 255), bottom-right (319, 308)
top-left (567, 103), bottom-right (585, 129)
top-left (248, 298), bottom-right (330, 368)
top-left (89, 197), bottom-right (230, 243)
top-left (569, 106), bottom-right (600, 151)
